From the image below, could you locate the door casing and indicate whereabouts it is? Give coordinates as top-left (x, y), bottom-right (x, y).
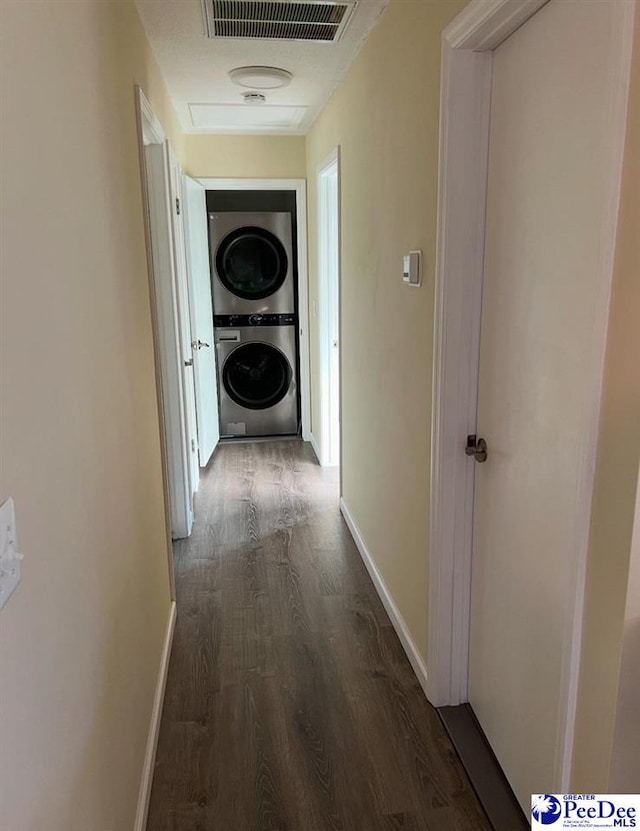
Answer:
top-left (134, 87), bottom-right (178, 594)
top-left (135, 88), bottom-right (195, 550)
top-left (427, 0), bottom-right (636, 791)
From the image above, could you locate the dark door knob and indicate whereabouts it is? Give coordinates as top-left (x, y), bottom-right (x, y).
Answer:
top-left (465, 434), bottom-right (488, 463)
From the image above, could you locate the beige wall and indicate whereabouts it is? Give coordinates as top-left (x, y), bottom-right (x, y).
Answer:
top-left (572, 8), bottom-right (640, 791)
top-left (185, 134), bottom-right (306, 179)
top-left (610, 460), bottom-right (640, 791)
top-left (0, 1), bottom-right (178, 827)
top-left (305, 0), bottom-right (466, 660)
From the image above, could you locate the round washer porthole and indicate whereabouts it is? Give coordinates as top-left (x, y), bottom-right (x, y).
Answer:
top-left (216, 226), bottom-right (288, 301)
top-left (223, 342), bottom-right (293, 410)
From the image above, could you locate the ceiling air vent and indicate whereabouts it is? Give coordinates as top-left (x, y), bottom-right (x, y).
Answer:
top-left (204, 0), bottom-right (358, 43)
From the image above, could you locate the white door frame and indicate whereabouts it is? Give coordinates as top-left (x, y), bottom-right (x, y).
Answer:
top-left (197, 177), bottom-right (311, 442)
top-left (135, 87), bottom-right (193, 546)
top-left (134, 87), bottom-right (175, 596)
top-left (315, 148), bottom-right (341, 468)
top-left (427, 0), bottom-right (635, 788)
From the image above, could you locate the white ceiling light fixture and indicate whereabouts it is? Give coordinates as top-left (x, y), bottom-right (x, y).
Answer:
top-left (229, 65), bottom-right (293, 90)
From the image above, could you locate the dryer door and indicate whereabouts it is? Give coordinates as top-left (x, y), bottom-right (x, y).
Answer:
top-left (216, 226), bottom-right (288, 301)
top-left (222, 342), bottom-right (293, 410)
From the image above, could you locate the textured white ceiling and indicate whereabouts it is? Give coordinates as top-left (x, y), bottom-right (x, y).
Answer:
top-left (135, 0), bottom-right (389, 134)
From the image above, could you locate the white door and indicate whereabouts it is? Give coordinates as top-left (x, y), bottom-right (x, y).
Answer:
top-left (317, 151), bottom-right (341, 467)
top-left (167, 146), bottom-right (199, 498)
top-left (468, 0), bottom-right (629, 809)
top-left (183, 176), bottom-right (219, 467)
top-left (143, 142), bottom-right (193, 538)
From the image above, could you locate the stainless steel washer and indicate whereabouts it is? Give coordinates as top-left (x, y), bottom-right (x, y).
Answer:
top-left (215, 321), bottom-right (299, 438)
top-left (209, 212), bottom-right (295, 315)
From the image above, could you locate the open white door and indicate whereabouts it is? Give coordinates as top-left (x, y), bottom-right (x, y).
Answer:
top-left (317, 150), bottom-right (341, 468)
top-left (167, 146), bottom-right (200, 499)
top-left (183, 176), bottom-right (219, 467)
top-left (143, 141), bottom-right (193, 539)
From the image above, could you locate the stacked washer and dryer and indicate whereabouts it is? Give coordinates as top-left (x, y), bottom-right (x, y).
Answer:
top-left (209, 210), bottom-right (300, 439)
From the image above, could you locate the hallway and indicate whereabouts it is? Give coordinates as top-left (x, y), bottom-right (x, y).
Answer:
top-left (147, 441), bottom-right (490, 831)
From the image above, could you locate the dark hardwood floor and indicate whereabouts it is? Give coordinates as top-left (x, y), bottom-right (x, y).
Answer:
top-left (146, 440), bottom-right (491, 831)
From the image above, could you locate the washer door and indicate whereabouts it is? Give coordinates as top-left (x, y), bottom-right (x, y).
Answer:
top-left (216, 226), bottom-right (288, 301)
top-left (223, 342), bottom-right (292, 410)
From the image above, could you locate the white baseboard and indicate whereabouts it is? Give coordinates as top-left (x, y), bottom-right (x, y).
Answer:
top-left (308, 432), bottom-right (322, 465)
top-left (339, 498), bottom-right (429, 697)
top-left (134, 600), bottom-right (177, 831)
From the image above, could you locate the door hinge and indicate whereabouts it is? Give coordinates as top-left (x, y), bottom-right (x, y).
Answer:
top-left (176, 197), bottom-right (180, 215)
top-left (191, 439), bottom-right (196, 453)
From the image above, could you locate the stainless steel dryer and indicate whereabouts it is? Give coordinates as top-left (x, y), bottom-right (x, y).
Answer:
top-left (209, 212), bottom-right (295, 315)
top-left (215, 314), bottom-right (299, 438)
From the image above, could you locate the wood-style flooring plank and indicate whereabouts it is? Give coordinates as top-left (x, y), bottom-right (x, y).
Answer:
top-left (146, 440), bottom-right (491, 831)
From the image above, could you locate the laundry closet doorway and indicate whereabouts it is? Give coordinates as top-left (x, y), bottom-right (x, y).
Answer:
top-left (198, 178), bottom-right (311, 443)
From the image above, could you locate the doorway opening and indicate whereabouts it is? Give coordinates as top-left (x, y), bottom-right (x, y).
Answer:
top-left (199, 177), bottom-right (312, 446)
top-left (135, 125), bottom-right (315, 550)
top-left (316, 149), bottom-right (341, 469)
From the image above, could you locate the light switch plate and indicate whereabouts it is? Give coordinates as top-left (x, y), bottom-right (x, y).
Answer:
top-left (0, 498), bottom-right (23, 610)
top-left (402, 250), bottom-right (422, 286)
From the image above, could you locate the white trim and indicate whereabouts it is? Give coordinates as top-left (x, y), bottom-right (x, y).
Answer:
top-left (427, 44), bottom-right (492, 709)
top-left (134, 87), bottom-right (176, 597)
top-left (137, 87), bottom-right (166, 146)
top-left (296, 181), bottom-right (312, 443)
top-left (196, 178), bottom-right (311, 441)
top-left (134, 601), bottom-right (177, 831)
top-left (136, 87), bottom-right (193, 542)
top-left (445, 0), bottom-right (549, 50)
top-left (308, 432), bottom-right (322, 465)
top-left (428, 0), bottom-right (636, 791)
top-left (340, 499), bottom-right (429, 697)
top-left (317, 147), bottom-right (340, 176)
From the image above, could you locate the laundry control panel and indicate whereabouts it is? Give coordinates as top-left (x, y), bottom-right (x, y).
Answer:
top-left (214, 313), bottom-right (297, 328)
